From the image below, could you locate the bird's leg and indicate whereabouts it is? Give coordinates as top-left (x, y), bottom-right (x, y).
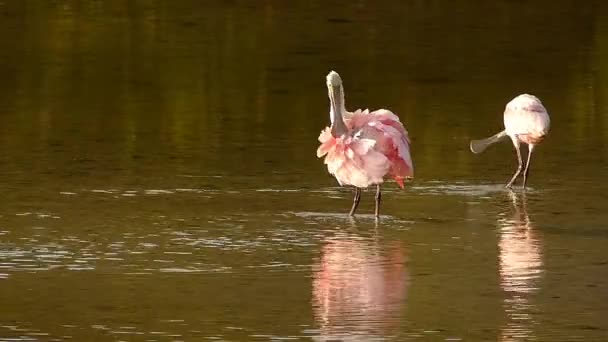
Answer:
top-left (349, 187), bottom-right (362, 216)
top-left (506, 137), bottom-right (523, 189)
top-left (374, 184), bottom-right (382, 218)
top-left (522, 144), bottom-right (535, 189)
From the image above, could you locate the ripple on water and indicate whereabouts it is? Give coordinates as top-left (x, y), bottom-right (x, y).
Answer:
top-left (290, 211), bottom-right (413, 226)
top-left (1, 215), bottom-right (321, 275)
top-left (90, 189), bottom-right (118, 194)
top-left (84, 188), bottom-right (220, 198)
top-left (2, 201), bottom-right (400, 278)
top-left (15, 212), bottom-right (60, 219)
top-left (144, 189), bottom-right (175, 195)
top-left (413, 182), bottom-right (511, 197)
top-left (0, 324), bottom-right (53, 340)
top-left (256, 188), bottom-right (303, 193)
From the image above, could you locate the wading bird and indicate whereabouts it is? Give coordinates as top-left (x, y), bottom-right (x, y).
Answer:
top-left (317, 71), bottom-right (413, 217)
top-left (470, 94), bottom-right (550, 189)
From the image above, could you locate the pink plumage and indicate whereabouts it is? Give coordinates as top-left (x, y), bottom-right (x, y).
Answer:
top-left (504, 94), bottom-right (550, 145)
top-left (317, 71), bottom-right (413, 217)
top-left (317, 109), bottom-right (413, 189)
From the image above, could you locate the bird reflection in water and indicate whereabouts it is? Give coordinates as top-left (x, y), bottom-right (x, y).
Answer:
top-left (498, 191), bottom-right (543, 341)
top-left (311, 227), bottom-right (408, 341)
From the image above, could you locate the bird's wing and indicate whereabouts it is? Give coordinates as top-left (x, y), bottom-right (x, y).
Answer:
top-left (317, 126), bottom-right (390, 188)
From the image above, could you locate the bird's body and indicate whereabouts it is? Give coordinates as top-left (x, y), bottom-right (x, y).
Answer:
top-left (317, 71), bottom-right (413, 217)
top-left (317, 108), bottom-right (413, 189)
top-left (470, 94), bottom-right (550, 188)
top-left (503, 94), bottom-right (550, 145)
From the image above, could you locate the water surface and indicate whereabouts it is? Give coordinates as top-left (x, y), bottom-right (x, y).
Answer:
top-left (1, 1), bottom-right (607, 341)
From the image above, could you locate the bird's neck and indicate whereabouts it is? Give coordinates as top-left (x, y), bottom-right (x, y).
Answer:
top-left (330, 87), bottom-right (348, 137)
top-left (331, 111), bottom-right (348, 137)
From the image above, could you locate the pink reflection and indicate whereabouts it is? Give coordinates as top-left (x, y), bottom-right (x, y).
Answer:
top-left (498, 192), bottom-right (543, 342)
top-left (312, 235), bottom-right (408, 341)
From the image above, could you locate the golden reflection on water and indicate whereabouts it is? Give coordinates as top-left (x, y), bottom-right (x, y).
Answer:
top-left (498, 192), bottom-right (543, 342)
top-left (311, 230), bottom-right (408, 341)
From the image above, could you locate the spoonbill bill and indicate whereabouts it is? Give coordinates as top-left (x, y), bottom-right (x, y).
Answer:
top-left (317, 71), bottom-right (413, 217)
top-left (470, 94), bottom-right (550, 189)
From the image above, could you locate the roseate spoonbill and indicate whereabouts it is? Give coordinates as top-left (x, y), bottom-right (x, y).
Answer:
top-left (317, 71), bottom-right (413, 217)
top-left (470, 94), bottom-right (550, 189)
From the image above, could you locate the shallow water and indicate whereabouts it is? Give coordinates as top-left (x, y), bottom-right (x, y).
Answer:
top-left (1, 1), bottom-right (608, 341)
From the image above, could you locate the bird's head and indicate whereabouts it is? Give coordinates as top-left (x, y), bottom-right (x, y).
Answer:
top-left (326, 70), bottom-right (343, 89)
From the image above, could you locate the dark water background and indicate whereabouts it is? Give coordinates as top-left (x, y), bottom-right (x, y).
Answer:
top-left (0, 1), bottom-right (607, 341)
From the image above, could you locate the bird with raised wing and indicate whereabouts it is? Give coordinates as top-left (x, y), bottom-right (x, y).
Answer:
top-left (317, 71), bottom-right (413, 217)
top-left (470, 94), bottom-right (550, 189)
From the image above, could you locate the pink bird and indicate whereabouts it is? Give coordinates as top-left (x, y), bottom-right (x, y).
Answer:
top-left (317, 71), bottom-right (413, 217)
top-left (470, 94), bottom-right (551, 189)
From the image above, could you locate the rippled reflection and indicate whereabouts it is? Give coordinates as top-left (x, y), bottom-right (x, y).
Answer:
top-left (312, 230), bottom-right (408, 341)
top-left (498, 192), bottom-right (543, 341)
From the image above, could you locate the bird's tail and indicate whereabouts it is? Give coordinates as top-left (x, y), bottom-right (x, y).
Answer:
top-left (470, 130), bottom-right (508, 154)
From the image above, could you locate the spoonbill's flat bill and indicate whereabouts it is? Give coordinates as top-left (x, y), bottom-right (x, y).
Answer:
top-left (317, 71), bottom-right (413, 217)
top-left (470, 94), bottom-right (550, 189)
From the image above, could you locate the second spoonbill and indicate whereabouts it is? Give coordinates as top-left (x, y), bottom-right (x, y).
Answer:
top-left (470, 94), bottom-right (550, 189)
